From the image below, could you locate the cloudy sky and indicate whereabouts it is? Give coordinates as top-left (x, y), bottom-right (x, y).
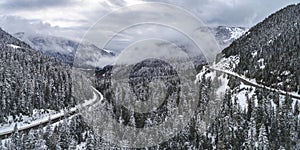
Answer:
top-left (0, 0), bottom-right (298, 51)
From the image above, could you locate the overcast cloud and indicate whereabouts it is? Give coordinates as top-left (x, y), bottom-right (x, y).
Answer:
top-left (0, 0), bottom-right (299, 52)
top-left (1, 0), bottom-right (298, 27)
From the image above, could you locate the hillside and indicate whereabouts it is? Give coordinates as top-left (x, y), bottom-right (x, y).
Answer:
top-left (0, 28), bottom-right (92, 123)
top-left (220, 4), bottom-right (300, 93)
top-left (196, 3), bottom-right (300, 149)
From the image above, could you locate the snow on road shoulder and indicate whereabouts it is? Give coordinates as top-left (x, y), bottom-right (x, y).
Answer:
top-left (232, 82), bottom-right (256, 110)
top-left (211, 66), bottom-right (300, 100)
top-left (0, 87), bottom-right (102, 136)
top-left (196, 65), bottom-right (229, 102)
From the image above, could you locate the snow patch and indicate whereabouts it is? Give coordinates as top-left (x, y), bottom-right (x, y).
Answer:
top-left (103, 48), bottom-right (114, 54)
top-left (214, 55), bottom-right (240, 71)
top-left (251, 51), bottom-right (258, 57)
top-left (281, 70), bottom-right (291, 76)
top-left (196, 66), bottom-right (230, 108)
top-left (216, 75), bottom-right (229, 98)
top-left (7, 44), bottom-right (21, 49)
top-left (229, 27), bottom-right (246, 40)
top-left (267, 39), bottom-right (273, 44)
top-left (224, 27), bottom-right (247, 42)
top-left (233, 82), bottom-right (257, 110)
top-left (257, 58), bottom-right (265, 69)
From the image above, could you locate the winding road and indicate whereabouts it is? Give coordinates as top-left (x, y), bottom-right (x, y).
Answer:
top-left (1, 66), bottom-right (299, 139)
top-left (207, 66), bottom-right (300, 100)
top-left (0, 87), bottom-right (103, 139)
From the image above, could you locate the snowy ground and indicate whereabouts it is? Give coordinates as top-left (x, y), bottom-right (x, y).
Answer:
top-left (209, 66), bottom-right (300, 100)
top-left (7, 44), bottom-right (21, 49)
top-left (196, 55), bottom-right (300, 111)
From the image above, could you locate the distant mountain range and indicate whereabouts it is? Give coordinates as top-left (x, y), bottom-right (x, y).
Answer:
top-left (13, 32), bottom-right (115, 66)
top-left (10, 26), bottom-right (246, 67)
top-left (209, 26), bottom-right (247, 49)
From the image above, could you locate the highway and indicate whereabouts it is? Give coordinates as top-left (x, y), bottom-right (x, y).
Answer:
top-left (0, 87), bottom-right (103, 139)
top-left (207, 66), bottom-right (300, 100)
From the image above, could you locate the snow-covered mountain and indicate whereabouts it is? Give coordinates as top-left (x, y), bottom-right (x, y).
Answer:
top-left (1, 3), bottom-right (300, 149)
top-left (196, 3), bottom-right (300, 149)
top-left (12, 25), bottom-right (245, 66)
top-left (209, 26), bottom-right (247, 49)
top-left (13, 32), bottom-right (115, 66)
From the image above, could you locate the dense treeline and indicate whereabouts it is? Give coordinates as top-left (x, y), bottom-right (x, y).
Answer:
top-left (0, 28), bottom-right (93, 124)
top-left (196, 76), bottom-right (300, 149)
top-left (1, 115), bottom-right (96, 150)
top-left (0, 38), bottom-right (73, 122)
top-left (3, 74), bottom-right (300, 149)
